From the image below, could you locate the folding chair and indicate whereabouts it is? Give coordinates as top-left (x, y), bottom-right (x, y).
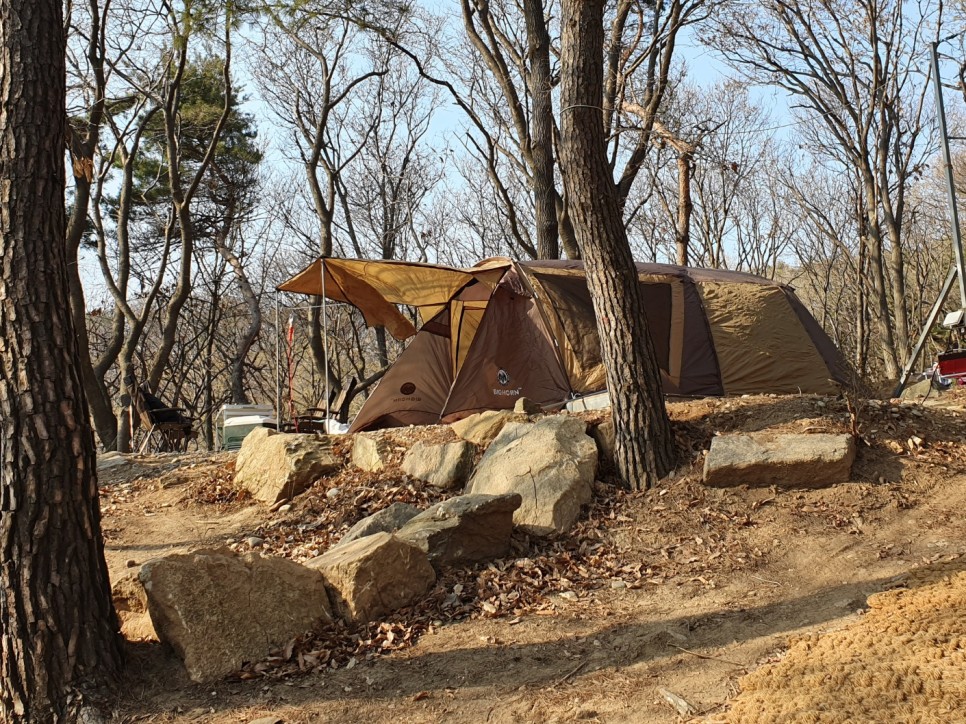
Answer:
top-left (133, 384), bottom-right (197, 453)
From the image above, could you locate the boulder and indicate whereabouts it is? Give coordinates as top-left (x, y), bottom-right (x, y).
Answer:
top-left (703, 433), bottom-right (856, 488)
top-left (401, 440), bottom-right (475, 490)
top-left (351, 433), bottom-right (392, 472)
top-left (336, 502), bottom-right (421, 548)
top-left (465, 415), bottom-right (598, 535)
top-left (396, 493), bottom-right (522, 566)
top-left (140, 548), bottom-right (332, 683)
top-left (900, 378), bottom-right (947, 400)
top-left (235, 427), bottom-right (339, 505)
top-left (112, 572), bottom-right (157, 641)
top-left (588, 418), bottom-right (616, 472)
top-left (513, 397), bottom-right (543, 415)
top-left (306, 533), bottom-right (435, 624)
top-left (451, 410), bottom-right (518, 448)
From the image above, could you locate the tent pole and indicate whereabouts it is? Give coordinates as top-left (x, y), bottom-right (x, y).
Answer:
top-left (515, 262), bottom-right (575, 398)
top-left (274, 291), bottom-right (282, 428)
top-left (321, 257), bottom-right (330, 425)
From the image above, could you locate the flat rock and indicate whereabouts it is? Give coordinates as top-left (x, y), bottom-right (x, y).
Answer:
top-left (396, 493), bottom-right (521, 566)
top-left (703, 433), bottom-right (856, 488)
top-left (465, 415), bottom-right (598, 535)
top-left (351, 433), bottom-right (392, 472)
top-left (306, 533), bottom-right (435, 624)
top-left (336, 502), bottom-right (421, 548)
top-left (235, 427), bottom-right (340, 505)
top-left (140, 548), bottom-right (332, 683)
top-left (401, 440), bottom-right (475, 489)
top-left (451, 410), bottom-right (519, 448)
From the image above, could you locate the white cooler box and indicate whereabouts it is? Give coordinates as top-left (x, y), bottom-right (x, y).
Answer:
top-left (217, 404), bottom-right (275, 451)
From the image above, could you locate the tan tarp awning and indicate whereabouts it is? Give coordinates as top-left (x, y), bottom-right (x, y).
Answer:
top-left (276, 257), bottom-right (512, 340)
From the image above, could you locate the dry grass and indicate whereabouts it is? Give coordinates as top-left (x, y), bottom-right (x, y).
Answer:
top-left (717, 560), bottom-right (966, 723)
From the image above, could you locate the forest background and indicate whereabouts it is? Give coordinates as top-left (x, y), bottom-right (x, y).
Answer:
top-left (66, 0), bottom-right (966, 450)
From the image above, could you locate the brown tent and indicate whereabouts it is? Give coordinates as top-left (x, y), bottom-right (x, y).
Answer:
top-left (277, 257), bottom-right (849, 432)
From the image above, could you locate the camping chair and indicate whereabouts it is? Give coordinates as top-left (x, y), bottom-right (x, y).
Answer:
top-left (133, 384), bottom-right (197, 453)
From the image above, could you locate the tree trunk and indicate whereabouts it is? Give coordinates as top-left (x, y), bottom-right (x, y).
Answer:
top-left (860, 174), bottom-right (899, 377)
top-left (64, 0), bottom-right (116, 449)
top-left (308, 302), bottom-right (343, 401)
top-left (216, 242), bottom-right (260, 405)
top-left (675, 152), bottom-right (693, 267)
top-left (66, 244), bottom-right (118, 448)
top-left (559, 0), bottom-right (676, 489)
top-left (523, 0), bottom-right (559, 260)
top-left (0, 1), bottom-right (123, 719)
top-left (375, 327), bottom-right (390, 369)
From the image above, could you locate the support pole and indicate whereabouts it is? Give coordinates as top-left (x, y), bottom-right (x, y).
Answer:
top-left (274, 291), bottom-right (282, 429)
top-left (931, 42), bottom-right (966, 307)
top-left (893, 265), bottom-right (957, 397)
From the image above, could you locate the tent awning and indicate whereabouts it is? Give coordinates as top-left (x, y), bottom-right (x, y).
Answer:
top-left (276, 257), bottom-right (513, 340)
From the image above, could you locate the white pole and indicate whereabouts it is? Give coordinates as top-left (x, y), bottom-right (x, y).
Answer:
top-left (321, 258), bottom-right (330, 425)
top-left (274, 291), bottom-right (282, 428)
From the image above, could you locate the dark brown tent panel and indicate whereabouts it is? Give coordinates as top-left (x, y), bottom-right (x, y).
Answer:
top-left (276, 257), bottom-right (849, 432)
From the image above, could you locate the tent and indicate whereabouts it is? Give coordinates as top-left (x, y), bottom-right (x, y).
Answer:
top-left (277, 257), bottom-right (849, 432)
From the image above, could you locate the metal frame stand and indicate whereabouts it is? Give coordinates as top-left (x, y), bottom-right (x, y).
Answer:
top-left (893, 41), bottom-right (966, 396)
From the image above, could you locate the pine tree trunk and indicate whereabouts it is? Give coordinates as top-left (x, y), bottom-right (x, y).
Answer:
top-left (0, 0), bottom-right (124, 720)
top-left (559, 0), bottom-right (676, 489)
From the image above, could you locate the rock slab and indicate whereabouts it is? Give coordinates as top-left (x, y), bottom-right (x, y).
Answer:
top-left (140, 548), bottom-right (332, 683)
top-left (703, 433), bottom-right (856, 488)
top-left (466, 415), bottom-right (598, 535)
top-left (306, 533), bottom-right (435, 624)
top-left (337, 502), bottom-right (421, 548)
top-left (235, 427), bottom-right (340, 504)
top-left (513, 397), bottom-right (543, 415)
top-left (451, 410), bottom-right (518, 448)
top-left (351, 433), bottom-right (392, 472)
top-left (401, 440), bottom-right (475, 489)
top-left (397, 492), bottom-right (522, 566)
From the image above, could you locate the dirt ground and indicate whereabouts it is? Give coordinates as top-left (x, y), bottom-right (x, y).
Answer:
top-left (97, 391), bottom-right (966, 723)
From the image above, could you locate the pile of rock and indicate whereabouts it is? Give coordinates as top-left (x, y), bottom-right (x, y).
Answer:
top-left (131, 489), bottom-right (525, 682)
top-left (138, 406), bottom-right (603, 683)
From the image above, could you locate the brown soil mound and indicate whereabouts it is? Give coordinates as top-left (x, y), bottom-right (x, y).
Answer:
top-left (719, 561), bottom-right (966, 723)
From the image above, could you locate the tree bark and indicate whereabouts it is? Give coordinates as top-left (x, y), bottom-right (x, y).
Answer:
top-left (559, 0), bottom-right (676, 489)
top-left (0, 0), bottom-right (123, 719)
